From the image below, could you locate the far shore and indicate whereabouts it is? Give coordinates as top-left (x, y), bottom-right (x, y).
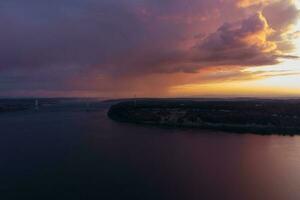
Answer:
top-left (108, 99), bottom-right (300, 136)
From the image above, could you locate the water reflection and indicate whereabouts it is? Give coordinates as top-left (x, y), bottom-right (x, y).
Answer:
top-left (1, 104), bottom-right (300, 199)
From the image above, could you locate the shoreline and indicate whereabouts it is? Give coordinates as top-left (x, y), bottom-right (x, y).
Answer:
top-left (108, 100), bottom-right (300, 136)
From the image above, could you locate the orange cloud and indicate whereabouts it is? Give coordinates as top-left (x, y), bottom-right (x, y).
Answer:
top-left (192, 12), bottom-right (279, 68)
top-left (237, 0), bottom-right (271, 8)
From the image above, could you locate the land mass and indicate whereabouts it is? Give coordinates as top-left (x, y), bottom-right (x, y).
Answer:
top-left (108, 99), bottom-right (300, 135)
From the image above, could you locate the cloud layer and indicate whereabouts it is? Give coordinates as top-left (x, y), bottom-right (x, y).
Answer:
top-left (0, 0), bottom-right (299, 97)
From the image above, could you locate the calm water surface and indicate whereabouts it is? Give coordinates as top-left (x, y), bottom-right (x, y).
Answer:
top-left (1, 102), bottom-right (300, 200)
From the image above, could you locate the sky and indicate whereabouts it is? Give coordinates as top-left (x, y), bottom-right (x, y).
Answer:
top-left (0, 0), bottom-right (299, 98)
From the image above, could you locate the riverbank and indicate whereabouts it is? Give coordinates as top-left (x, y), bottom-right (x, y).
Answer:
top-left (108, 99), bottom-right (300, 135)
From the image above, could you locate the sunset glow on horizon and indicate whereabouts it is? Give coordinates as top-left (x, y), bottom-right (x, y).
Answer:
top-left (0, 0), bottom-right (299, 98)
top-left (169, 0), bottom-right (300, 97)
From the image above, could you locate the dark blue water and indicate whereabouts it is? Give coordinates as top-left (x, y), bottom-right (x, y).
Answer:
top-left (1, 101), bottom-right (300, 200)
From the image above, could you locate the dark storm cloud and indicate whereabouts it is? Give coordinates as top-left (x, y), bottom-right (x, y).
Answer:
top-left (0, 0), bottom-right (222, 76)
top-left (0, 0), bottom-right (146, 69)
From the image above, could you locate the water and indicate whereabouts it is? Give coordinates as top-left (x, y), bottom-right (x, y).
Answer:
top-left (1, 101), bottom-right (300, 200)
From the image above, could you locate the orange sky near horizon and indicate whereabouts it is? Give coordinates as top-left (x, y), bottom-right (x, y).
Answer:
top-left (167, 0), bottom-right (300, 98)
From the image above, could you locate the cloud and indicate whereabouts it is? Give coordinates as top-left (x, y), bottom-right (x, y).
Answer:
top-left (0, 0), bottom-right (299, 97)
top-left (288, 31), bottom-right (300, 40)
top-left (263, 0), bottom-right (299, 31)
top-left (237, 0), bottom-right (271, 8)
top-left (0, 0), bottom-right (148, 70)
top-left (194, 68), bottom-right (300, 83)
top-left (192, 12), bottom-right (279, 68)
top-left (262, 0), bottom-right (300, 52)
